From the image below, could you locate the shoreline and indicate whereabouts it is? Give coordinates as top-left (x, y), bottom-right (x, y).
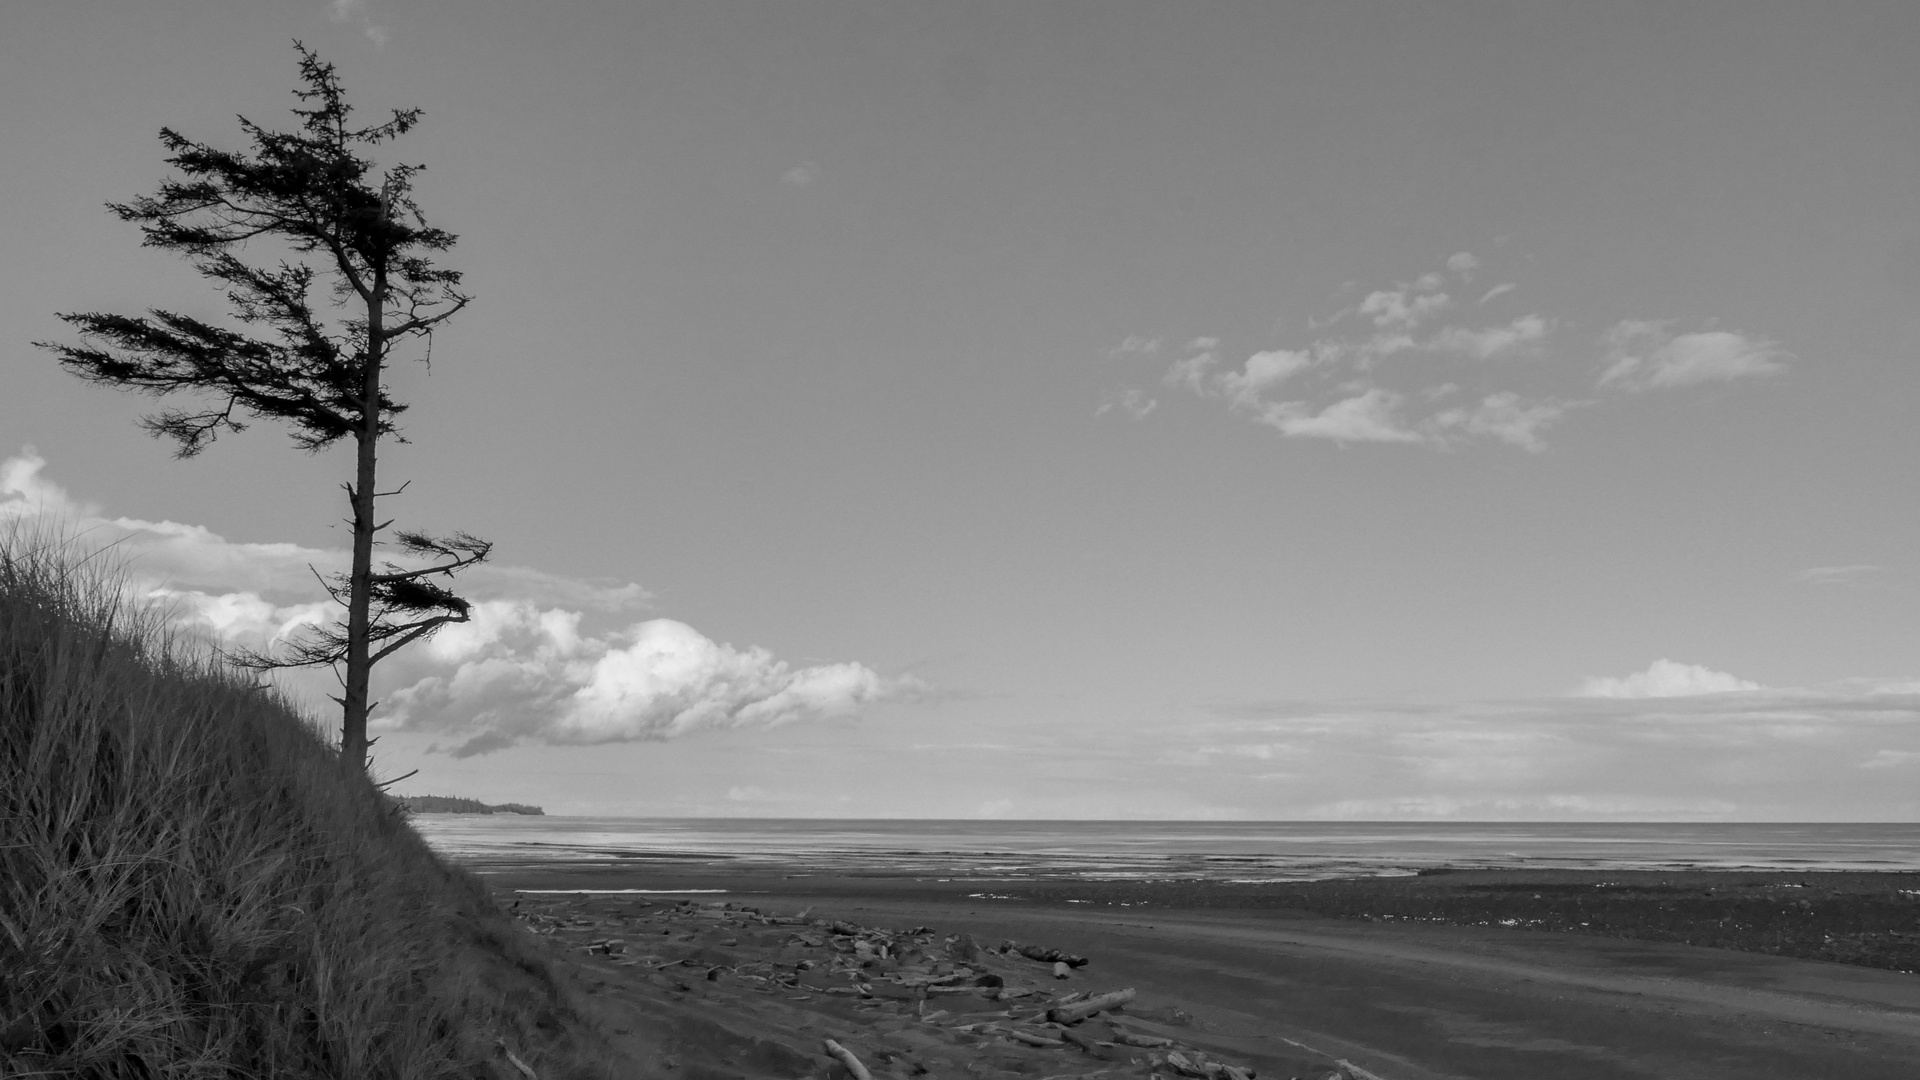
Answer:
top-left (482, 862), bottom-right (1920, 1079)
top-left (474, 861), bottom-right (1920, 974)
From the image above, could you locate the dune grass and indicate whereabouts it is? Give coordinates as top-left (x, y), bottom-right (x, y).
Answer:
top-left (0, 531), bottom-right (617, 1079)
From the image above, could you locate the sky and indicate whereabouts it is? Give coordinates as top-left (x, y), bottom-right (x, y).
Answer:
top-left (4, 0), bottom-right (1919, 819)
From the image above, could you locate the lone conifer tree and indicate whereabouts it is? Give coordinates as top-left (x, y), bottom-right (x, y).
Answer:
top-left (38, 44), bottom-right (488, 771)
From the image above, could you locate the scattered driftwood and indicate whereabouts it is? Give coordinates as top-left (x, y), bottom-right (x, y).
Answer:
top-left (1048, 987), bottom-right (1136, 1024)
top-left (822, 1038), bottom-right (874, 1080)
top-left (510, 895), bottom-right (1325, 1080)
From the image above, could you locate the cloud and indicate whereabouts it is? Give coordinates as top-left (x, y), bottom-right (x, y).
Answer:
top-left (1256, 388), bottom-right (1422, 443)
top-left (1162, 338), bottom-right (1221, 393)
top-left (1358, 288), bottom-right (1452, 328)
top-left (5, 450), bottom-right (911, 755)
top-left (781, 163), bottom-right (821, 187)
top-left (1095, 387), bottom-right (1158, 420)
top-left (1430, 392), bottom-right (1568, 452)
top-left (1576, 659), bottom-right (1767, 698)
top-left (1600, 321), bottom-right (1789, 389)
top-left (1117, 253), bottom-right (1785, 454)
top-left (2, 448), bottom-right (649, 612)
top-left (1213, 348), bottom-right (1312, 407)
top-left (1181, 677), bottom-right (1920, 820)
top-left (327, 0), bottom-right (388, 47)
top-left (1107, 336), bottom-right (1161, 358)
top-left (1793, 565), bottom-right (1882, 587)
top-left (384, 607), bottom-right (917, 756)
top-left (1428, 315), bottom-right (1551, 359)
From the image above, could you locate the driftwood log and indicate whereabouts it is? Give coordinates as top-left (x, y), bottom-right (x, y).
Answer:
top-left (822, 1039), bottom-right (873, 1080)
top-left (1016, 944), bottom-right (1089, 967)
top-left (1047, 987), bottom-right (1136, 1024)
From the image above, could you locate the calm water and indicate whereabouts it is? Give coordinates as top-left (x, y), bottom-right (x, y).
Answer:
top-left (408, 818), bottom-right (1920, 882)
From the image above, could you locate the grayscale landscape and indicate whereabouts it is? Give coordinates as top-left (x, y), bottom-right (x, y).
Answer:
top-left (3, 3), bottom-right (1918, 1077)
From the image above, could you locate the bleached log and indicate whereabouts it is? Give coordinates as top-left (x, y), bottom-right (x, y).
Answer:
top-left (823, 1039), bottom-right (874, 1080)
top-left (1047, 987), bottom-right (1136, 1024)
top-left (1000, 1028), bottom-right (1068, 1048)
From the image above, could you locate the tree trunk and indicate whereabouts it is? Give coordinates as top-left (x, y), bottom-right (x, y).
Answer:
top-left (340, 259), bottom-right (386, 771)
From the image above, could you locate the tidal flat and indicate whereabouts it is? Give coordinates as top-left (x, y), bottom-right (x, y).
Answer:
top-left (486, 862), bottom-right (1920, 1079)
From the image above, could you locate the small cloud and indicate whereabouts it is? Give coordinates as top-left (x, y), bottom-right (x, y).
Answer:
top-left (1446, 252), bottom-right (1479, 275)
top-left (1477, 283), bottom-right (1517, 305)
top-left (1427, 314), bottom-right (1551, 360)
top-left (1431, 392), bottom-right (1568, 452)
top-left (1107, 336), bottom-right (1161, 358)
top-left (727, 785), bottom-right (774, 801)
top-left (1794, 565), bottom-right (1882, 587)
top-left (328, 0), bottom-right (388, 47)
top-left (781, 163), bottom-right (821, 186)
top-left (1213, 348), bottom-right (1312, 407)
top-left (1163, 338), bottom-right (1221, 393)
top-left (1257, 388), bottom-right (1422, 443)
top-left (1095, 387), bottom-right (1158, 420)
top-left (1600, 321), bottom-right (1789, 390)
top-left (1860, 750), bottom-right (1920, 769)
top-left (1576, 659), bottom-right (1767, 698)
top-left (447, 731), bottom-right (517, 759)
top-left (1358, 289), bottom-right (1452, 329)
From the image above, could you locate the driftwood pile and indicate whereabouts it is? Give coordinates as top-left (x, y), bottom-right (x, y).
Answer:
top-left (511, 895), bottom-right (1360, 1080)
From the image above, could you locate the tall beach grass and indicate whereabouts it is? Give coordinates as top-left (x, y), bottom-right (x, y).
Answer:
top-left (0, 530), bottom-right (613, 1078)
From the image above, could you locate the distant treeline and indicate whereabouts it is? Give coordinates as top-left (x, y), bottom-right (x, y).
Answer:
top-left (400, 795), bottom-right (545, 815)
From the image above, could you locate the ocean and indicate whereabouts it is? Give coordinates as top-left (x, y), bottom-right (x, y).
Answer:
top-left (408, 818), bottom-right (1920, 883)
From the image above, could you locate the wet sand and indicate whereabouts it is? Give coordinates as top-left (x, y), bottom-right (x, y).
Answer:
top-left (489, 864), bottom-right (1920, 1079)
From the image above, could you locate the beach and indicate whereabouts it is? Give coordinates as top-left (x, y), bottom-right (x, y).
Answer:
top-left (480, 861), bottom-right (1920, 1080)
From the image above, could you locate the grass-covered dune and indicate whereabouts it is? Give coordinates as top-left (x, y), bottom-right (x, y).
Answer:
top-left (0, 535), bottom-right (617, 1079)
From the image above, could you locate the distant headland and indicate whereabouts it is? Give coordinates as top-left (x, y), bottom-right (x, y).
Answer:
top-left (398, 794), bottom-right (545, 815)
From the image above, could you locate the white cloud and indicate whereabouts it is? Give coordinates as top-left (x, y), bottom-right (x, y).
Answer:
top-left (781, 163), bottom-right (821, 187)
top-left (1095, 387), bottom-right (1158, 420)
top-left (328, 0), bottom-right (388, 46)
top-left (1257, 388), bottom-right (1422, 443)
top-left (1576, 659), bottom-right (1767, 698)
top-left (1127, 254), bottom-right (1784, 455)
top-left (1162, 338), bottom-right (1220, 393)
top-left (1430, 392), bottom-right (1567, 452)
top-left (5, 450), bottom-right (911, 756)
top-left (1428, 314), bottom-right (1551, 359)
top-left (1600, 321), bottom-right (1788, 389)
top-left (1108, 336), bottom-right (1161, 358)
top-left (1793, 565), bottom-right (1882, 587)
top-left (1358, 288), bottom-right (1452, 328)
top-left (1213, 348), bottom-right (1311, 407)
top-left (1184, 678), bottom-right (1920, 820)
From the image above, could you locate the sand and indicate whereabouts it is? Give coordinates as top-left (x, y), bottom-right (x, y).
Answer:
top-left (486, 864), bottom-right (1920, 1080)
